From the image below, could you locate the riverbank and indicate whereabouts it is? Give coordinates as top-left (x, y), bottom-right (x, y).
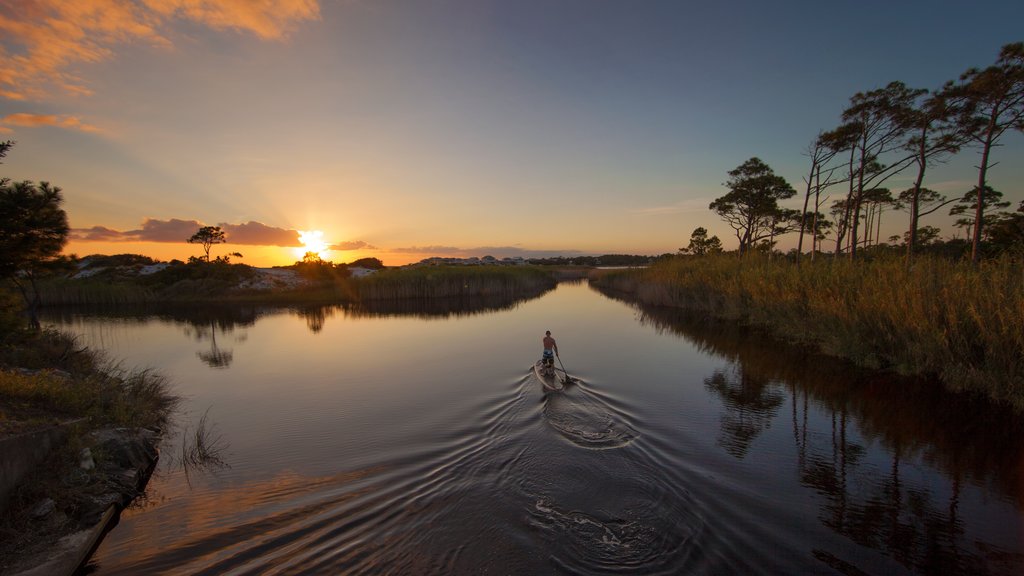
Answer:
top-left (35, 263), bottom-right (565, 306)
top-left (590, 254), bottom-right (1024, 409)
top-left (0, 329), bottom-right (179, 574)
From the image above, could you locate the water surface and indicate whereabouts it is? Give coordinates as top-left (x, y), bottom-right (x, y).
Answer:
top-left (44, 282), bottom-right (1023, 575)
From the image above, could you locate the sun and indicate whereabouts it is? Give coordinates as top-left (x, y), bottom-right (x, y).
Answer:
top-left (297, 230), bottom-right (330, 260)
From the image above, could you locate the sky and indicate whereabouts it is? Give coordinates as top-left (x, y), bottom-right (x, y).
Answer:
top-left (2, 0), bottom-right (1022, 267)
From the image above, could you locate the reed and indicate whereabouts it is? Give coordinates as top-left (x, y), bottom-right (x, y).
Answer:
top-left (0, 330), bottom-right (179, 430)
top-left (355, 266), bottom-right (557, 301)
top-left (35, 279), bottom-right (155, 306)
top-left (593, 254), bottom-right (1024, 408)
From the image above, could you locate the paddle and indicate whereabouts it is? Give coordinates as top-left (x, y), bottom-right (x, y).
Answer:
top-left (556, 355), bottom-right (574, 384)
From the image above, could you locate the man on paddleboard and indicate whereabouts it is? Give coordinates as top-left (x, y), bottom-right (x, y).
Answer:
top-left (542, 330), bottom-right (559, 376)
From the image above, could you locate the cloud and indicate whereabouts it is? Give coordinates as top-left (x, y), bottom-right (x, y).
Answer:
top-left (629, 197), bottom-right (714, 216)
top-left (144, 0), bottom-right (321, 40)
top-left (130, 217), bottom-right (206, 242)
top-left (69, 218), bottom-right (360, 248)
top-left (2, 113), bottom-right (101, 133)
top-left (0, 0), bottom-right (320, 101)
top-left (330, 240), bottom-right (378, 251)
top-left (219, 221), bottom-right (300, 246)
top-left (69, 225), bottom-right (128, 241)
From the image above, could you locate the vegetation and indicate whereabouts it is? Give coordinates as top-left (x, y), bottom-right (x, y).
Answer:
top-left (592, 253), bottom-right (1024, 409)
top-left (710, 157), bottom-right (797, 254)
top-left (708, 42), bottom-right (1022, 266)
top-left (0, 328), bottom-right (179, 432)
top-left (528, 254), bottom-right (660, 266)
top-left (0, 142), bottom-right (70, 325)
top-left (680, 226), bottom-right (722, 256)
top-left (355, 265), bottom-right (556, 301)
top-left (186, 225), bottom-right (226, 262)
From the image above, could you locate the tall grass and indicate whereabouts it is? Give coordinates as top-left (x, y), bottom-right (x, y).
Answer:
top-left (0, 329), bottom-right (179, 430)
top-left (355, 266), bottom-right (557, 301)
top-left (593, 254), bottom-right (1024, 408)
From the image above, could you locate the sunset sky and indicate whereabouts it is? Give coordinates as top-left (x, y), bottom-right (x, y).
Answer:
top-left (2, 0), bottom-right (1022, 266)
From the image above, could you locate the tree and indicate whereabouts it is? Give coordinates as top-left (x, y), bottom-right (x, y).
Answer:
top-left (0, 179), bottom-right (70, 324)
top-left (797, 128), bottom-right (852, 261)
top-left (839, 82), bottom-right (924, 259)
top-left (950, 186), bottom-right (1010, 241)
top-left (986, 200), bottom-right (1024, 255)
top-left (187, 226), bottom-right (226, 262)
top-left (710, 158), bottom-right (796, 255)
top-left (953, 42), bottom-right (1024, 263)
top-left (900, 88), bottom-right (968, 264)
top-left (680, 227), bottom-right (723, 256)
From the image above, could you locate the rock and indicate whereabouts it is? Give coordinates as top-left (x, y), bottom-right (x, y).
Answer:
top-left (79, 448), bottom-right (95, 470)
top-left (90, 429), bottom-right (157, 471)
top-left (30, 498), bottom-right (55, 519)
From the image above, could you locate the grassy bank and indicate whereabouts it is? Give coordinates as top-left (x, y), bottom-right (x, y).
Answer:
top-left (355, 265), bottom-right (557, 300)
top-left (0, 329), bottom-right (179, 434)
top-left (34, 264), bottom-right (560, 306)
top-left (592, 254), bottom-right (1024, 408)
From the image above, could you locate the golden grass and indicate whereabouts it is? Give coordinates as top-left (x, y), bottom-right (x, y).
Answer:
top-left (593, 254), bottom-right (1024, 408)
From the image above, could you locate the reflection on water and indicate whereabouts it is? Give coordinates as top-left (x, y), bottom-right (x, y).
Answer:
top-left (42, 282), bottom-right (1024, 575)
top-left (602, 288), bottom-right (1024, 574)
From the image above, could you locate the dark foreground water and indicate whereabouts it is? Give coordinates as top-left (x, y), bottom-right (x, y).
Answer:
top-left (43, 281), bottom-right (1023, 575)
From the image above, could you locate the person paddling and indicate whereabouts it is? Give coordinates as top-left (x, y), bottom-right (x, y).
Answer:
top-left (542, 330), bottom-right (559, 377)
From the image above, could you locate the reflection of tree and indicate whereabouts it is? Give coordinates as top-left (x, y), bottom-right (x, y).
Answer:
top-left (704, 366), bottom-right (784, 458)
top-left (789, 386), bottom-right (996, 575)
top-left (595, 285), bottom-right (1024, 574)
top-left (294, 305), bottom-right (336, 334)
top-left (195, 321), bottom-right (233, 368)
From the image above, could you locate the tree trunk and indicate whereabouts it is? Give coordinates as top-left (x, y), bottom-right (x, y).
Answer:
top-left (972, 111), bottom-right (998, 264)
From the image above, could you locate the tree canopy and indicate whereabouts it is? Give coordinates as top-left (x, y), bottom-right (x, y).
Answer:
top-left (187, 226), bottom-right (226, 262)
top-left (710, 158), bottom-right (796, 254)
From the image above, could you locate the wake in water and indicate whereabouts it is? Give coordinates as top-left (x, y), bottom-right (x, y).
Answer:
top-left (533, 368), bottom-right (639, 450)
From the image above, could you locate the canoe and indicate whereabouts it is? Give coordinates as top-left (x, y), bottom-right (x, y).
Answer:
top-left (533, 359), bottom-right (565, 392)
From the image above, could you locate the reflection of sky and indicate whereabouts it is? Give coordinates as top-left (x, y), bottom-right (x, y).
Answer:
top-left (45, 282), bottom-right (1024, 573)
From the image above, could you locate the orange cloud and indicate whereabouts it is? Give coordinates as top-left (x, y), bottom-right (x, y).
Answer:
top-left (69, 218), bottom-right (367, 249)
top-left (2, 112), bottom-right (101, 132)
top-left (0, 0), bottom-right (320, 100)
top-left (144, 0), bottom-right (321, 40)
top-left (330, 240), bottom-right (378, 251)
top-left (218, 221), bottom-right (301, 247)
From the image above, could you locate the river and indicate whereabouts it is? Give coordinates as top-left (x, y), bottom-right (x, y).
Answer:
top-left (43, 281), bottom-right (1023, 575)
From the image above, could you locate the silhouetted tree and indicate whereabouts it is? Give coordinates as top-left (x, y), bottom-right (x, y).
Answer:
top-left (680, 226), bottom-right (723, 255)
top-left (798, 128), bottom-right (852, 261)
top-left (986, 200), bottom-right (1024, 255)
top-left (952, 42), bottom-right (1024, 263)
top-left (900, 88), bottom-right (967, 264)
top-left (840, 82), bottom-right (924, 259)
top-left (950, 186), bottom-right (1010, 242)
top-left (0, 175), bottom-right (69, 325)
top-left (710, 158), bottom-right (796, 255)
top-left (187, 226), bottom-right (226, 262)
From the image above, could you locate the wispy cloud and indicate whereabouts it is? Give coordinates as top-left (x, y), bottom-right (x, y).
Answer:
top-left (629, 197), bottom-right (713, 216)
top-left (2, 113), bottom-right (101, 133)
top-left (330, 240), bottom-right (378, 251)
top-left (0, 0), bottom-right (321, 101)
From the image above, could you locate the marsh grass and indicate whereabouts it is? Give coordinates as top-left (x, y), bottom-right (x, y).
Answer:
top-left (594, 254), bottom-right (1024, 408)
top-left (0, 330), bottom-right (179, 431)
top-left (178, 408), bottom-right (230, 486)
top-left (355, 266), bottom-right (557, 301)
